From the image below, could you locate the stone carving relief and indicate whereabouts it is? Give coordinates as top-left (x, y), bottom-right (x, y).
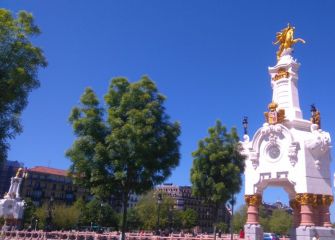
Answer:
top-left (243, 123), bottom-right (301, 169)
top-left (288, 142), bottom-right (300, 166)
top-left (305, 124), bottom-right (331, 170)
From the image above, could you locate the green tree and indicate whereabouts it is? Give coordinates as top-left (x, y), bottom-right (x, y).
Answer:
top-left (53, 204), bottom-right (80, 230)
top-left (179, 208), bottom-right (198, 230)
top-left (77, 198), bottom-right (119, 228)
top-left (232, 205), bottom-right (247, 233)
top-left (134, 190), bottom-right (175, 231)
top-left (0, 9), bottom-right (47, 163)
top-left (22, 198), bottom-right (36, 228)
top-left (268, 209), bottom-right (292, 235)
top-left (34, 205), bottom-right (47, 230)
top-left (127, 208), bottom-right (141, 231)
top-left (67, 77), bottom-right (180, 239)
top-left (216, 222), bottom-right (228, 233)
top-left (259, 205), bottom-right (270, 232)
top-left (190, 120), bottom-right (245, 238)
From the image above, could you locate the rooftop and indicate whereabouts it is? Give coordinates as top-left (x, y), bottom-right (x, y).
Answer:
top-left (28, 166), bottom-right (68, 177)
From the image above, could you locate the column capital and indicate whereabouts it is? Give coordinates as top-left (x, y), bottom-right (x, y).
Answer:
top-left (322, 195), bottom-right (334, 206)
top-left (296, 193), bottom-right (314, 205)
top-left (245, 194), bottom-right (262, 207)
top-left (289, 198), bottom-right (300, 210)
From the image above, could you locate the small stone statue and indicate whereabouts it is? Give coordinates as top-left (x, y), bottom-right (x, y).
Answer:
top-left (274, 23), bottom-right (305, 61)
top-left (310, 104), bottom-right (321, 128)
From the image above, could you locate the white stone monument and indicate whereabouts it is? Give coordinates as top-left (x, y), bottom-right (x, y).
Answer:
top-left (242, 25), bottom-right (334, 240)
top-left (0, 168), bottom-right (26, 229)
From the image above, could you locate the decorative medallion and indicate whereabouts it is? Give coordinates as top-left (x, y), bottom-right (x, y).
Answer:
top-left (268, 144), bottom-right (281, 160)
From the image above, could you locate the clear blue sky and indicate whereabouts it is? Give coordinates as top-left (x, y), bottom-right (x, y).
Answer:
top-left (3, 1), bottom-right (335, 219)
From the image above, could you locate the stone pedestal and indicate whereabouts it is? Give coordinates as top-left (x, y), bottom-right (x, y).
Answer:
top-left (244, 224), bottom-right (263, 240)
top-left (292, 226), bottom-right (335, 240)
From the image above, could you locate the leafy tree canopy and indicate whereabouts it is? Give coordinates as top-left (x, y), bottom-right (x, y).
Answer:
top-left (268, 209), bottom-right (292, 235)
top-left (191, 120), bottom-right (245, 213)
top-left (178, 208), bottom-right (198, 230)
top-left (232, 205), bottom-right (247, 232)
top-left (132, 190), bottom-right (175, 230)
top-left (233, 204), bottom-right (292, 235)
top-left (0, 9), bottom-right (47, 162)
top-left (67, 76), bottom-right (180, 239)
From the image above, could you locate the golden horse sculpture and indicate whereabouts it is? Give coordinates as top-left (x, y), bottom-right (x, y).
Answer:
top-left (274, 24), bottom-right (305, 61)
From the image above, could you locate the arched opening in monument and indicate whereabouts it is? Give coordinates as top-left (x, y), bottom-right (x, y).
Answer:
top-left (256, 179), bottom-right (297, 231)
top-left (260, 185), bottom-right (293, 234)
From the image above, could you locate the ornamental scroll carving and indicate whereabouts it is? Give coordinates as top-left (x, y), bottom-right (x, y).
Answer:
top-left (245, 194), bottom-right (262, 207)
top-left (261, 124), bottom-right (282, 146)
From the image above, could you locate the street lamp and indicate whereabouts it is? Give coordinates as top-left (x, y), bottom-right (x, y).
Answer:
top-left (46, 196), bottom-right (54, 231)
top-left (206, 209), bottom-right (210, 233)
top-left (168, 206), bottom-right (173, 234)
top-left (311, 104), bottom-right (317, 116)
top-left (242, 116), bottom-right (248, 135)
top-left (229, 194), bottom-right (235, 240)
top-left (34, 219), bottom-right (38, 231)
top-left (156, 192), bottom-right (163, 235)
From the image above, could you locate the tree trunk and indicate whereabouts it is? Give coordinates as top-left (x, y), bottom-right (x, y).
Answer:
top-left (213, 205), bottom-right (218, 240)
top-left (121, 191), bottom-right (129, 240)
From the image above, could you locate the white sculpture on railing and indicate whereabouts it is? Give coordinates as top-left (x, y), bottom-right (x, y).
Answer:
top-left (0, 168), bottom-right (27, 228)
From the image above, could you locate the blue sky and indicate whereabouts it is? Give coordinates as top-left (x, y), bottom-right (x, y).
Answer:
top-left (3, 1), bottom-right (335, 218)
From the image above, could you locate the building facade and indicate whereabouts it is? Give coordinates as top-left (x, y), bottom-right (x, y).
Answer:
top-left (156, 183), bottom-right (231, 232)
top-left (20, 166), bottom-right (87, 206)
top-left (262, 200), bottom-right (292, 215)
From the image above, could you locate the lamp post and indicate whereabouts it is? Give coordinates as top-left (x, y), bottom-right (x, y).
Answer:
top-left (206, 209), bottom-right (210, 233)
top-left (229, 193), bottom-right (235, 240)
top-left (156, 192), bottom-right (162, 235)
top-left (242, 116), bottom-right (248, 135)
top-left (168, 206), bottom-right (173, 234)
top-left (311, 104), bottom-right (317, 116)
top-left (46, 196), bottom-right (54, 231)
top-left (310, 104), bottom-right (317, 123)
top-left (34, 219), bottom-right (38, 231)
